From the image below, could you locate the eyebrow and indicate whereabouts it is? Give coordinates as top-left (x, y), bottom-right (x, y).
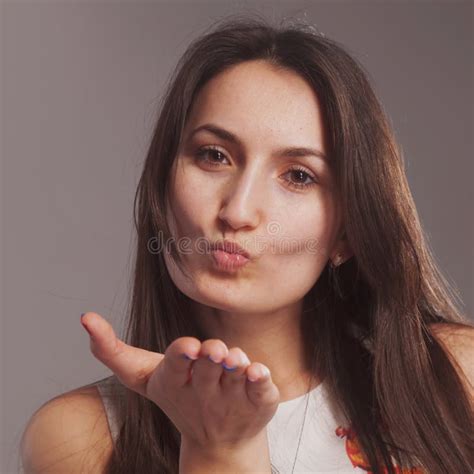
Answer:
top-left (187, 123), bottom-right (328, 162)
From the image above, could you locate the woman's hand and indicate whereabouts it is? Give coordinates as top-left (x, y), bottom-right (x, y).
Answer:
top-left (80, 311), bottom-right (280, 452)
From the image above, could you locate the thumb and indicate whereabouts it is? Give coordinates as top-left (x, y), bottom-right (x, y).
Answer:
top-left (80, 312), bottom-right (163, 398)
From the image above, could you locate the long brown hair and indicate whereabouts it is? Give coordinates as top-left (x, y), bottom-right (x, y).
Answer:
top-left (102, 13), bottom-right (473, 474)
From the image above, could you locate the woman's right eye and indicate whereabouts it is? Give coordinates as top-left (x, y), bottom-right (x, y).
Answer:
top-left (195, 146), bottom-right (229, 167)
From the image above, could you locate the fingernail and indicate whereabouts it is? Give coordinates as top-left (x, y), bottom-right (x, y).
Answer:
top-left (239, 353), bottom-right (251, 366)
top-left (222, 362), bottom-right (237, 371)
top-left (248, 366), bottom-right (270, 382)
top-left (260, 366), bottom-right (270, 377)
top-left (80, 313), bottom-right (93, 336)
top-left (208, 354), bottom-right (221, 364)
top-left (183, 353), bottom-right (198, 360)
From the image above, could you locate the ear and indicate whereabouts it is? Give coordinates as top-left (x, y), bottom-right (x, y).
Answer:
top-left (329, 230), bottom-right (353, 266)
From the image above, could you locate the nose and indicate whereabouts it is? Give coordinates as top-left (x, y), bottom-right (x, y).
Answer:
top-left (217, 166), bottom-right (264, 231)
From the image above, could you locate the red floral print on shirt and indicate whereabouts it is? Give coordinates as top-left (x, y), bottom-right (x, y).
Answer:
top-left (335, 425), bottom-right (425, 473)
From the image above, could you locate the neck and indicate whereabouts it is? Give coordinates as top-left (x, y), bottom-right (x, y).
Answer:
top-left (190, 298), bottom-right (320, 402)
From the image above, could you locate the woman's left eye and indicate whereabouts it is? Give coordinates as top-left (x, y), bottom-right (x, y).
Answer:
top-left (194, 146), bottom-right (317, 190)
top-left (195, 146), bottom-right (229, 167)
top-left (282, 167), bottom-right (318, 190)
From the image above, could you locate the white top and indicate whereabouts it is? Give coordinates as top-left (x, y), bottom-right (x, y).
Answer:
top-left (95, 375), bottom-right (422, 473)
top-left (267, 381), bottom-right (355, 473)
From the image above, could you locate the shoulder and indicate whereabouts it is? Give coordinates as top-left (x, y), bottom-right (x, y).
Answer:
top-left (428, 322), bottom-right (474, 403)
top-left (20, 382), bottom-right (113, 474)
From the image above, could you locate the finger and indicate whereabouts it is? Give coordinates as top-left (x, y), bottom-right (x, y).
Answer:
top-left (245, 363), bottom-right (280, 408)
top-left (80, 311), bottom-right (162, 398)
top-left (190, 339), bottom-right (228, 394)
top-left (220, 348), bottom-right (251, 391)
top-left (160, 336), bottom-right (202, 389)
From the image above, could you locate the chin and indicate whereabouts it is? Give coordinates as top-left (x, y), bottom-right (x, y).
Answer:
top-left (184, 274), bottom-right (247, 311)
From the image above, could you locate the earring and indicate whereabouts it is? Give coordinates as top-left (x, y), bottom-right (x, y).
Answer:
top-left (331, 253), bottom-right (344, 268)
top-left (328, 253), bottom-right (345, 299)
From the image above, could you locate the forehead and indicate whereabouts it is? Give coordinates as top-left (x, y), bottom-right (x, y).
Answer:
top-left (184, 60), bottom-right (327, 150)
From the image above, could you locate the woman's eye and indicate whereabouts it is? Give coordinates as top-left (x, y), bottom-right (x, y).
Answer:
top-left (282, 167), bottom-right (318, 190)
top-left (195, 146), bottom-right (229, 167)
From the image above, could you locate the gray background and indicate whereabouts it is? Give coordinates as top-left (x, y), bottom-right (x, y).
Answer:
top-left (1, 1), bottom-right (472, 472)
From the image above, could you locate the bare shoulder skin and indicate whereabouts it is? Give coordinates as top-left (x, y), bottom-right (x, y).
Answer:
top-left (429, 322), bottom-right (474, 406)
top-left (20, 384), bottom-right (113, 474)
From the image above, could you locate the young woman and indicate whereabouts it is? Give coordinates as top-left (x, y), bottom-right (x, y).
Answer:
top-left (21, 15), bottom-right (473, 474)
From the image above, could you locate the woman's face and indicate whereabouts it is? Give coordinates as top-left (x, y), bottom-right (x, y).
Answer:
top-left (164, 60), bottom-right (344, 313)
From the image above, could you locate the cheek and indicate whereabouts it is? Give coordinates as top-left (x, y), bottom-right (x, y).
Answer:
top-left (261, 200), bottom-right (335, 293)
top-left (268, 197), bottom-right (334, 261)
top-left (170, 163), bottom-right (218, 235)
